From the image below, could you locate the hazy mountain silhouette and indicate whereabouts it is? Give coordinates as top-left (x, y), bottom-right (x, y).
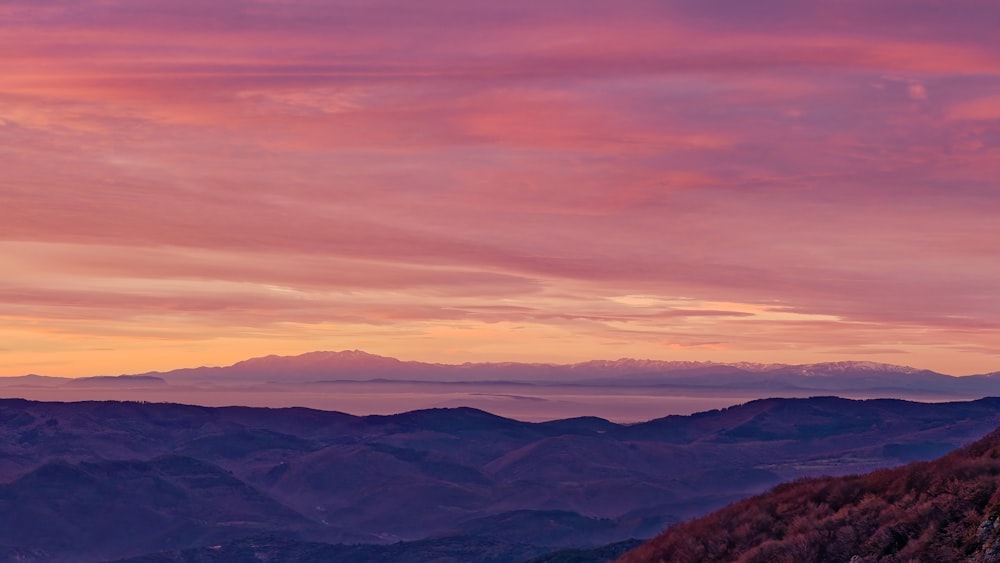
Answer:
top-left (64, 375), bottom-right (168, 387)
top-left (6, 352), bottom-right (1000, 424)
top-left (5, 350), bottom-right (992, 394)
top-left (4, 397), bottom-right (1000, 560)
top-left (619, 425), bottom-right (1000, 562)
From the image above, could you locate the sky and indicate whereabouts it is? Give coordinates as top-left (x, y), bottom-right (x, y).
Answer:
top-left (1, 0), bottom-right (999, 377)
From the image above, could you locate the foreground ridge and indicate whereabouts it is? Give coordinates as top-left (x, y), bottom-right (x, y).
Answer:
top-left (619, 427), bottom-right (1000, 562)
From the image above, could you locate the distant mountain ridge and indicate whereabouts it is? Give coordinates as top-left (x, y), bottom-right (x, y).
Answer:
top-left (8, 350), bottom-right (960, 383)
top-left (5, 352), bottom-right (1000, 420)
top-left (115, 351), bottom-right (1000, 394)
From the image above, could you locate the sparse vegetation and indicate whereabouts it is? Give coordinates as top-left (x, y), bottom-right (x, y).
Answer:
top-left (620, 428), bottom-right (1000, 562)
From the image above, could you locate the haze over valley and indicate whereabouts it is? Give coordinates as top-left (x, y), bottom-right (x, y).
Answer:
top-left (4, 351), bottom-right (1000, 422)
top-left (4, 352), bottom-right (1000, 560)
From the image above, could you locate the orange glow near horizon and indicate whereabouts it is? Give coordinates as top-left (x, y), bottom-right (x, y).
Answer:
top-left (2, 1), bottom-right (1000, 378)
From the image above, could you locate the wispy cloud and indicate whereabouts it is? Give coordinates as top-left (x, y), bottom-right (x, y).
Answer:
top-left (1, 0), bottom-right (999, 376)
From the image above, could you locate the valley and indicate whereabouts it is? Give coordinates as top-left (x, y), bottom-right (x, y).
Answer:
top-left (2, 396), bottom-right (1000, 561)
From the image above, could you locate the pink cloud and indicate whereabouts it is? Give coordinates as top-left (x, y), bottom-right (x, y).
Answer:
top-left (949, 96), bottom-right (1000, 120)
top-left (1, 0), bottom-right (999, 376)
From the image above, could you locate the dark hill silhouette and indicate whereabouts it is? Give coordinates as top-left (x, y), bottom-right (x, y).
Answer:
top-left (64, 375), bottom-right (167, 387)
top-left (0, 456), bottom-right (329, 561)
top-left (619, 426), bottom-right (1000, 562)
top-left (442, 509), bottom-right (623, 548)
top-left (4, 397), bottom-right (1000, 561)
top-left (527, 539), bottom-right (644, 563)
top-left (115, 534), bottom-right (550, 563)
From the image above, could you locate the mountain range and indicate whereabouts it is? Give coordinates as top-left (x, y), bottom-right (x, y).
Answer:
top-left (131, 352), bottom-right (1000, 392)
top-left (5, 351), bottom-right (1000, 392)
top-left (4, 396), bottom-right (1000, 561)
top-left (4, 352), bottom-right (1000, 424)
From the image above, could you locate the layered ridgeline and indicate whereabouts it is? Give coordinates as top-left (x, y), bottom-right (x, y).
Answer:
top-left (5, 350), bottom-right (1000, 393)
top-left (619, 426), bottom-right (1000, 563)
top-left (3, 398), bottom-right (1000, 561)
top-left (6, 352), bottom-right (1000, 424)
top-left (133, 352), bottom-right (999, 391)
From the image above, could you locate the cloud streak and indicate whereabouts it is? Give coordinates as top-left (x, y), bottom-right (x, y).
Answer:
top-left (1, 0), bottom-right (998, 376)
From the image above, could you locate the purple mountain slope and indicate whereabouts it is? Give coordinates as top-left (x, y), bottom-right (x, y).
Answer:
top-left (4, 397), bottom-right (1000, 561)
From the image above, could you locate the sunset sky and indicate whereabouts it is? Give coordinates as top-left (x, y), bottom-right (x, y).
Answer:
top-left (2, 0), bottom-right (999, 377)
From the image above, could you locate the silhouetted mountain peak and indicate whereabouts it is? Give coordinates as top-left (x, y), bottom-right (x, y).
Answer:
top-left (369, 406), bottom-right (531, 434)
top-left (232, 349), bottom-right (403, 371)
